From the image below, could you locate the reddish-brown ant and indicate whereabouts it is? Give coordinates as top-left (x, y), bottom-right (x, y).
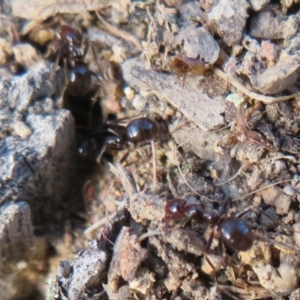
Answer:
top-left (164, 198), bottom-right (254, 253)
top-left (53, 25), bottom-right (87, 66)
top-left (163, 197), bottom-right (300, 272)
top-left (47, 25), bottom-right (103, 126)
top-left (171, 54), bottom-right (207, 76)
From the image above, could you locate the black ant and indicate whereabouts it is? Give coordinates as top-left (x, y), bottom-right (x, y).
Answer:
top-left (76, 116), bottom-right (167, 162)
top-left (95, 116), bottom-right (168, 162)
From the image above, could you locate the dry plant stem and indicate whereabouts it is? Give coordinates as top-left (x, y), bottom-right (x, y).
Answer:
top-left (214, 166), bottom-right (243, 186)
top-left (213, 67), bottom-right (300, 103)
top-left (95, 11), bottom-right (143, 52)
top-left (84, 217), bottom-right (108, 238)
top-left (138, 230), bottom-right (161, 242)
top-left (233, 178), bottom-right (300, 201)
top-left (174, 146), bottom-right (203, 197)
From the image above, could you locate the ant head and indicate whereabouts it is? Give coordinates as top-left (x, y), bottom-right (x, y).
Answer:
top-left (58, 25), bottom-right (84, 59)
top-left (164, 198), bottom-right (187, 222)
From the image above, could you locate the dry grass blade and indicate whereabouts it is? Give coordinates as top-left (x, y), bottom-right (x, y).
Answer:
top-left (213, 67), bottom-right (300, 103)
top-left (109, 162), bottom-right (138, 196)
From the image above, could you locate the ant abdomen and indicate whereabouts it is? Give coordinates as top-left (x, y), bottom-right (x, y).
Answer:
top-left (125, 117), bottom-right (159, 144)
top-left (219, 217), bottom-right (254, 251)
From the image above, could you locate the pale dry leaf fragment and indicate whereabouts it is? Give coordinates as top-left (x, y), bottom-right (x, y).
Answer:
top-left (163, 228), bottom-right (204, 256)
top-left (181, 280), bottom-right (221, 300)
top-left (129, 193), bottom-right (166, 224)
top-left (249, 8), bottom-right (298, 40)
top-left (201, 254), bottom-right (224, 275)
top-left (13, 44), bottom-right (40, 69)
top-left (128, 62), bottom-right (225, 131)
top-left (150, 236), bottom-right (198, 291)
top-left (172, 124), bottom-right (227, 161)
top-left (0, 38), bottom-right (13, 64)
top-left (292, 223), bottom-right (300, 247)
top-left (11, 0), bottom-right (110, 21)
top-left (248, 0), bottom-right (270, 11)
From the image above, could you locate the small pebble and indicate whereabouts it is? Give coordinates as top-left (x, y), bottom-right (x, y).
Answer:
top-left (14, 121), bottom-right (32, 138)
top-left (13, 43), bottom-right (39, 68)
top-left (283, 186), bottom-right (296, 197)
top-left (124, 86), bottom-right (135, 101)
top-left (261, 40), bottom-right (278, 62)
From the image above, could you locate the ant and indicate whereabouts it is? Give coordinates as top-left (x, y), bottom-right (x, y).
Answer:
top-left (95, 116), bottom-right (168, 162)
top-left (48, 25), bottom-right (103, 127)
top-left (77, 116), bottom-right (167, 162)
top-left (171, 54), bottom-right (207, 76)
top-left (164, 198), bottom-right (254, 254)
top-left (163, 197), bottom-right (299, 272)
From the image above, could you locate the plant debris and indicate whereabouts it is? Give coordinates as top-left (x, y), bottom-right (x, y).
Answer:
top-left (2, 1), bottom-right (300, 300)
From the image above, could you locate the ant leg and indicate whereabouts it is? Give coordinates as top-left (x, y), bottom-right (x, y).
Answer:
top-left (151, 141), bottom-right (157, 192)
top-left (219, 196), bottom-right (232, 216)
top-left (119, 150), bottom-right (130, 164)
top-left (177, 74), bottom-right (189, 89)
top-left (236, 205), bottom-right (286, 229)
top-left (88, 85), bottom-right (102, 127)
top-left (90, 40), bottom-right (103, 78)
top-left (234, 206), bottom-right (253, 219)
top-left (48, 39), bottom-right (68, 82)
top-left (106, 115), bottom-right (144, 127)
top-left (203, 229), bottom-right (216, 272)
top-left (96, 147), bottom-right (106, 163)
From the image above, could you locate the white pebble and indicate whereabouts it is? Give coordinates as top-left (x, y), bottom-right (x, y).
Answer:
top-left (283, 186), bottom-right (296, 196)
top-left (124, 86), bottom-right (135, 101)
top-left (14, 121), bottom-right (32, 138)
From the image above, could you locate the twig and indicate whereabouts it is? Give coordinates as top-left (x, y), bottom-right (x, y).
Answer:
top-left (95, 11), bottom-right (143, 52)
top-left (212, 67), bottom-right (300, 103)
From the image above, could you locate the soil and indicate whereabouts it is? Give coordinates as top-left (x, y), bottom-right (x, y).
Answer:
top-left (1, 1), bottom-right (300, 300)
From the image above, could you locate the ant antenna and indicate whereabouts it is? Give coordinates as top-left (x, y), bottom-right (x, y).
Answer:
top-left (212, 66), bottom-right (300, 103)
top-left (233, 178), bottom-right (300, 202)
top-left (151, 140), bottom-right (157, 192)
